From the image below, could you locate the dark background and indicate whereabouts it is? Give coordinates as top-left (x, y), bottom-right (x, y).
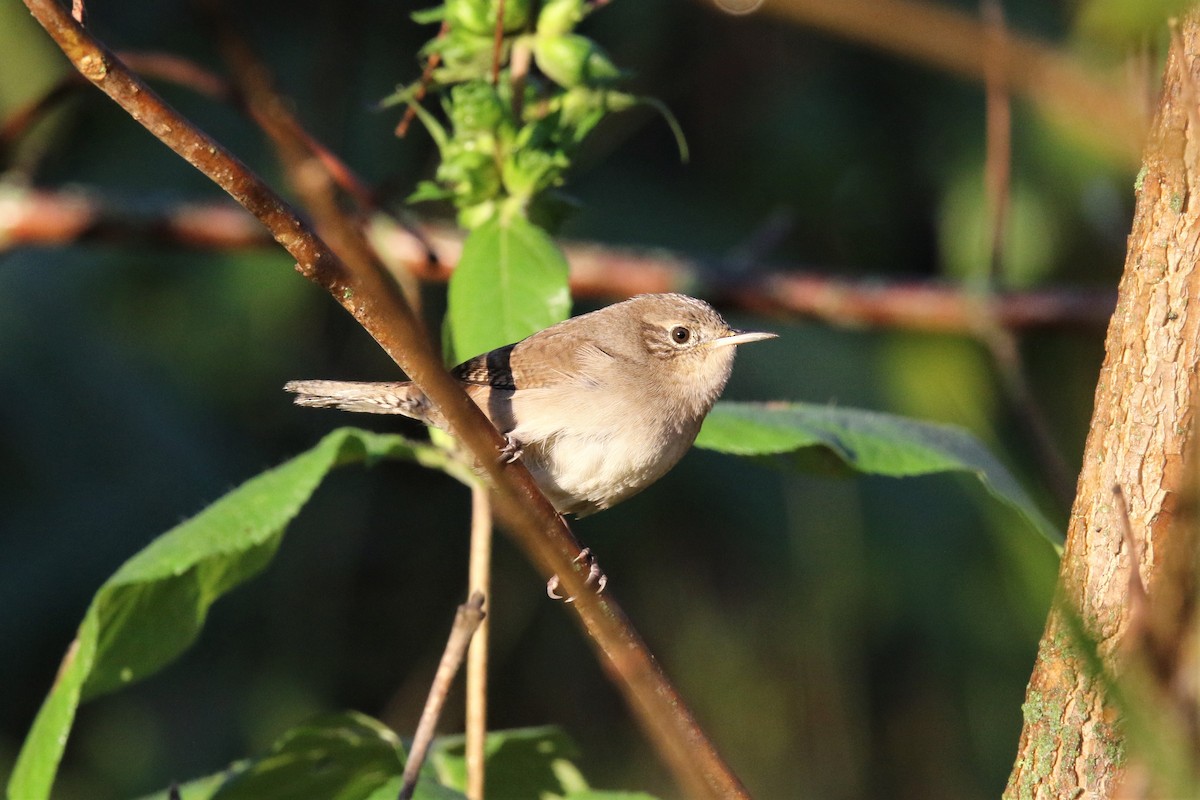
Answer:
top-left (0, 0), bottom-right (1140, 797)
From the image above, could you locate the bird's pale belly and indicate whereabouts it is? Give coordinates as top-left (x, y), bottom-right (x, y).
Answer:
top-left (520, 419), bottom-right (701, 517)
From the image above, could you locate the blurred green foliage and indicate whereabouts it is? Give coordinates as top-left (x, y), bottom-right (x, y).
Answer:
top-left (0, 0), bottom-right (1143, 798)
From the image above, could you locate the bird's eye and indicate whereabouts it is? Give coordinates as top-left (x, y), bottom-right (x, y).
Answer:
top-left (670, 326), bottom-right (691, 344)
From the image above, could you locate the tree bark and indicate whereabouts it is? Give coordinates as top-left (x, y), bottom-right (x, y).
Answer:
top-left (1005, 15), bottom-right (1200, 799)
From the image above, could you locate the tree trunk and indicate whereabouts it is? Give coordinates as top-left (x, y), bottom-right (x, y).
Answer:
top-left (1005, 15), bottom-right (1200, 800)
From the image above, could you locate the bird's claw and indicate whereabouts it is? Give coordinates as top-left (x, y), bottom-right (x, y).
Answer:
top-left (498, 434), bottom-right (523, 464)
top-left (546, 548), bottom-right (607, 602)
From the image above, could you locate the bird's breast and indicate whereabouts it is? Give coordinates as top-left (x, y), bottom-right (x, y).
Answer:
top-left (507, 385), bottom-right (704, 516)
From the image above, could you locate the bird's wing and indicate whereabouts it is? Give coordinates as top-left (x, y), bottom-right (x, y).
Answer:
top-left (452, 329), bottom-right (617, 390)
top-left (452, 344), bottom-right (519, 388)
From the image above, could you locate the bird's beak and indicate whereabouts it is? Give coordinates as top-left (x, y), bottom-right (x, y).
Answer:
top-left (710, 329), bottom-right (778, 349)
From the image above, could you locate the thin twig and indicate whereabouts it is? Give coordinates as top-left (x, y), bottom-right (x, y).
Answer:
top-left (2, 52), bottom-right (232, 172)
top-left (199, 2), bottom-right (427, 314)
top-left (981, 0), bottom-right (1010, 282)
top-left (975, 0), bottom-right (1076, 511)
top-left (466, 486), bottom-right (492, 800)
top-left (0, 76), bottom-right (82, 167)
top-left (396, 21), bottom-right (446, 139)
top-left (399, 593), bottom-right (487, 800)
top-left (21, 5), bottom-right (750, 797)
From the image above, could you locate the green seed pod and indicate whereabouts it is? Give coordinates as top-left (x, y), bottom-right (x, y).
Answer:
top-left (533, 34), bottom-right (624, 88)
top-left (536, 0), bottom-right (586, 37)
top-left (446, 0), bottom-right (530, 35)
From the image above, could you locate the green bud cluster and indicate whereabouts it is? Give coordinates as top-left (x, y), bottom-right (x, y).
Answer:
top-left (391, 0), bottom-right (686, 230)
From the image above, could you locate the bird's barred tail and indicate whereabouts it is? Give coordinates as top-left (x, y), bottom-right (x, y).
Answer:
top-left (282, 380), bottom-right (431, 422)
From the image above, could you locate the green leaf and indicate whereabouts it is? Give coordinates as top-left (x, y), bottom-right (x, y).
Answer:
top-left (7, 429), bottom-right (472, 800)
top-left (136, 721), bottom-right (659, 800)
top-left (134, 712), bottom-right (467, 800)
top-left (695, 402), bottom-right (1063, 550)
top-left (446, 215), bottom-right (570, 361)
top-left (210, 712), bottom-right (406, 800)
top-left (432, 726), bottom-right (589, 800)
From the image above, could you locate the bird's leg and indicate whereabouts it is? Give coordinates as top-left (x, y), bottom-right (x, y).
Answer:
top-left (498, 434), bottom-right (523, 464)
top-left (546, 547), bottom-right (608, 602)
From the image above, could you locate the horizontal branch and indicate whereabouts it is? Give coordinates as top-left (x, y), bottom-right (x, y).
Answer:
top-left (3, 187), bottom-right (1117, 333)
top-left (0, 187), bottom-right (274, 249)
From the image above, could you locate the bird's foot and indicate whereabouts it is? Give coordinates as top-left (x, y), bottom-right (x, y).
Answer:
top-left (498, 434), bottom-right (524, 464)
top-left (546, 548), bottom-right (608, 602)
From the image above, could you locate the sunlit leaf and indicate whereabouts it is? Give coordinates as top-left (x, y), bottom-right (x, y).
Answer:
top-left (696, 402), bottom-right (1062, 549)
top-left (446, 215), bottom-right (570, 362)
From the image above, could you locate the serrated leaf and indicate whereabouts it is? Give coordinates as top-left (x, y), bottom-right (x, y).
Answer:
top-left (446, 215), bottom-right (570, 362)
top-left (695, 402), bottom-right (1063, 550)
top-left (8, 429), bottom-right (472, 800)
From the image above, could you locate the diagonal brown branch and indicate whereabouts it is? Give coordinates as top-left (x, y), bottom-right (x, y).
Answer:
top-left (19, 2), bottom-right (747, 797)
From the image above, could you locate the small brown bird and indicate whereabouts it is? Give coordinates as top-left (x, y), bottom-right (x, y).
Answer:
top-left (285, 293), bottom-right (776, 517)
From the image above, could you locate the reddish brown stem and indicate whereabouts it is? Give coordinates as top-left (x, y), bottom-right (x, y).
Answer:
top-left (981, 0), bottom-right (1010, 281)
top-left (396, 21), bottom-right (446, 138)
